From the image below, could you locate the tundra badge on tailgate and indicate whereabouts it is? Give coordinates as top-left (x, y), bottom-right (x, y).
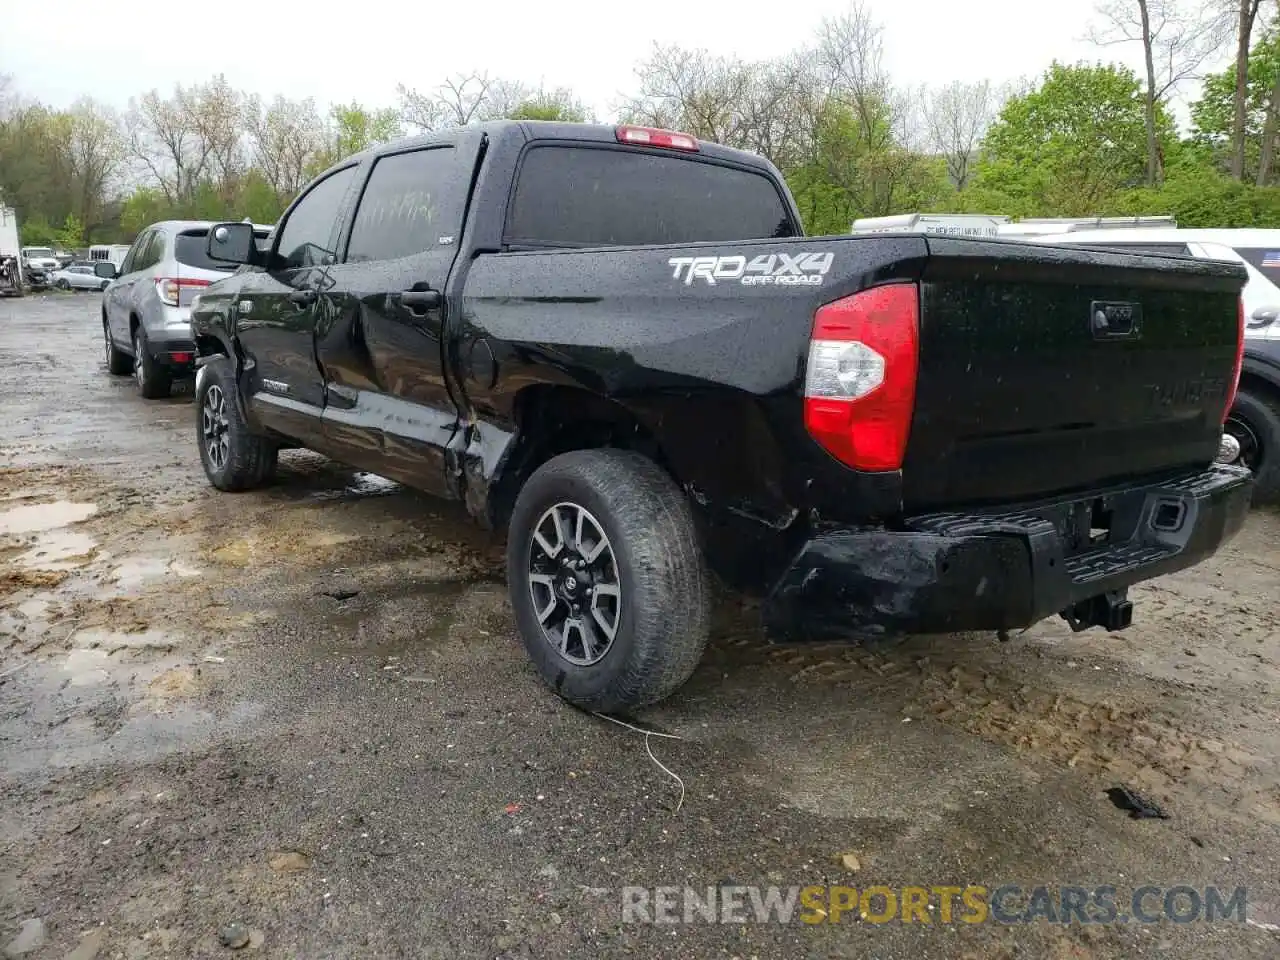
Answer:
top-left (668, 252), bottom-right (834, 287)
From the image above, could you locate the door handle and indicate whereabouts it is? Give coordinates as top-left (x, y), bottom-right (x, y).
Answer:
top-left (400, 288), bottom-right (441, 316)
top-left (289, 289), bottom-right (317, 306)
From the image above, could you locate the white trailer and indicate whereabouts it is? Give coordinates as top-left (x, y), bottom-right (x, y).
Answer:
top-left (89, 244), bottom-right (130, 269)
top-left (0, 206), bottom-right (22, 296)
top-left (851, 213), bottom-right (1011, 238)
top-left (996, 216), bottom-right (1177, 239)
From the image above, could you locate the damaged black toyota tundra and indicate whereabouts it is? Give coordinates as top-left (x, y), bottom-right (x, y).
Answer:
top-left (188, 121), bottom-right (1253, 711)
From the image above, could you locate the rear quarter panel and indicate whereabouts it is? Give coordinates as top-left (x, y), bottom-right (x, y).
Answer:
top-left (451, 235), bottom-right (928, 541)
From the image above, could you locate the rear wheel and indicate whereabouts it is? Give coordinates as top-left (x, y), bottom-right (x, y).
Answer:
top-left (103, 320), bottom-right (132, 375)
top-left (507, 449), bottom-right (709, 712)
top-left (1226, 387), bottom-right (1280, 504)
top-left (133, 328), bottom-right (172, 399)
top-left (196, 356), bottom-right (278, 491)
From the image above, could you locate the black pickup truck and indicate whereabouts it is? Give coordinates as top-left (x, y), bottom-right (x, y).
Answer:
top-left (189, 121), bottom-right (1253, 711)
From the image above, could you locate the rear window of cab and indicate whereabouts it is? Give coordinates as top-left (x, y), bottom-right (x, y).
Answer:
top-left (504, 144), bottom-right (797, 249)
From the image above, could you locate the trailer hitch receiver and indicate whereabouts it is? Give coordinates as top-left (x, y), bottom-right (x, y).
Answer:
top-left (1061, 590), bottom-right (1133, 633)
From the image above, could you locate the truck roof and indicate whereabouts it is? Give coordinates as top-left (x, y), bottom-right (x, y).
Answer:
top-left (340, 120), bottom-right (782, 176)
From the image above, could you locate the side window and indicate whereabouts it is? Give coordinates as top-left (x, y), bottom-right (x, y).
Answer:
top-left (120, 232), bottom-right (149, 275)
top-left (345, 147), bottom-right (464, 263)
top-left (275, 166), bottom-right (357, 270)
top-left (145, 231), bottom-right (167, 268)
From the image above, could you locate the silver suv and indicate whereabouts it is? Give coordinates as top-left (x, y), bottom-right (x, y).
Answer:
top-left (100, 220), bottom-right (271, 398)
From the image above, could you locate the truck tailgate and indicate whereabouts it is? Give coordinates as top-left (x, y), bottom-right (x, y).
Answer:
top-left (903, 238), bottom-right (1246, 510)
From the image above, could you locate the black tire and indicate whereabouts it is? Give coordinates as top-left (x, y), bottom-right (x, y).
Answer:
top-left (506, 449), bottom-right (709, 712)
top-left (132, 327), bottom-right (172, 399)
top-left (1228, 387), bottom-right (1280, 504)
top-left (99, 280), bottom-right (109, 292)
top-left (55, 279), bottom-right (69, 290)
top-left (196, 356), bottom-right (278, 492)
top-left (103, 320), bottom-right (133, 375)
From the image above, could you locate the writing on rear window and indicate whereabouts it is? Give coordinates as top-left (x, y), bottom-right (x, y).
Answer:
top-left (668, 252), bottom-right (834, 287)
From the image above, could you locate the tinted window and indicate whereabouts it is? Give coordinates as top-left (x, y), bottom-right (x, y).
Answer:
top-left (276, 166), bottom-right (357, 270)
top-left (505, 145), bottom-right (797, 248)
top-left (133, 230), bottom-right (165, 271)
top-left (1233, 247), bottom-right (1280, 285)
top-left (120, 232), bottom-right (149, 275)
top-left (346, 148), bottom-right (464, 263)
top-left (173, 229), bottom-right (267, 271)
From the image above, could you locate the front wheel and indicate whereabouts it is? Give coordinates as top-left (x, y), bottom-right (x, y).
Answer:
top-left (196, 356), bottom-right (278, 491)
top-left (55, 279), bottom-right (69, 290)
top-left (507, 449), bottom-right (709, 712)
top-left (1227, 387), bottom-right (1280, 504)
top-left (99, 280), bottom-right (109, 292)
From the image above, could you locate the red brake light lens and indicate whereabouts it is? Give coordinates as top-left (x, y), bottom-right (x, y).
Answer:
top-left (615, 125), bottom-right (699, 151)
top-left (1223, 296), bottom-right (1245, 423)
top-left (155, 277), bottom-right (211, 306)
top-left (803, 283), bottom-right (920, 471)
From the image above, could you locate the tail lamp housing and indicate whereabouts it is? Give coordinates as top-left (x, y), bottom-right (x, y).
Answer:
top-left (803, 283), bottom-right (920, 472)
top-left (155, 276), bottom-right (211, 307)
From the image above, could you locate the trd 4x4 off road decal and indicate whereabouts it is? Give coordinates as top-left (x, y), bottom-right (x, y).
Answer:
top-left (667, 252), bottom-right (834, 287)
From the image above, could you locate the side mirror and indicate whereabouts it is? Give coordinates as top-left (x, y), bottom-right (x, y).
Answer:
top-left (92, 262), bottom-right (118, 280)
top-left (207, 222), bottom-right (257, 265)
top-left (1248, 305), bottom-right (1280, 329)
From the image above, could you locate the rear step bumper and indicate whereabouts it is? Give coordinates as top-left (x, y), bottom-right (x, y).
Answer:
top-left (762, 463), bottom-right (1253, 641)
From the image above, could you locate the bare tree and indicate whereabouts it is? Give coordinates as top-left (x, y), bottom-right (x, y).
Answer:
top-left (1227, 0), bottom-right (1268, 178)
top-left (245, 95), bottom-right (327, 199)
top-left (919, 80), bottom-right (1004, 189)
top-left (1090, 0), bottom-right (1233, 184)
top-left (398, 73), bottom-right (494, 131)
top-left (62, 99), bottom-right (125, 235)
top-left (126, 76), bottom-right (246, 204)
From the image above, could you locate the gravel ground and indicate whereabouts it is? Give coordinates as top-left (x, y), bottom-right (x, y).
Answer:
top-left (2, 293), bottom-right (1279, 959)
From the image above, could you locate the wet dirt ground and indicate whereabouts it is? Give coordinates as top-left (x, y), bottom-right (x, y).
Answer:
top-left (2, 294), bottom-right (1279, 959)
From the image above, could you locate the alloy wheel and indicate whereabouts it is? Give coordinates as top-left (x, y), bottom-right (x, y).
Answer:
top-left (527, 501), bottom-right (622, 666)
top-left (1225, 413), bottom-right (1261, 472)
top-left (202, 385), bottom-right (230, 471)
top-left (133, 334), bottom-right (145, 389)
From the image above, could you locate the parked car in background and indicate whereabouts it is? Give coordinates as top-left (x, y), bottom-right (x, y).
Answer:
top-left (98, 220), bottom-right (272, 398)
top-left (21, 246), bottom-right (59, 288)
top-left (51, 263), bottom-right (110, 291)
top-left (1031, 228), bottom-right (1280, 503)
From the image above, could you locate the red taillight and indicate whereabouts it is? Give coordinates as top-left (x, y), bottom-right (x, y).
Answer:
top-left (169, 352), bottom-right (192, 364)
top-left (615, 125), bottom-right (699, 151)
top-left (155, 277), bottom-right (211, 306)
top-left (1224, 296), bottom-right (1245, 423)
top-left (803, 283), bottom-right (919, 471)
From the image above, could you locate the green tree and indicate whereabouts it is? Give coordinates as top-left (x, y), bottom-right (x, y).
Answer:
top-left (974, 62), bottom-right (1172, 216)
top-left (1191, 21), bottom-right (1280, 183)
top-left (55, 213), bottom-right (84, 247)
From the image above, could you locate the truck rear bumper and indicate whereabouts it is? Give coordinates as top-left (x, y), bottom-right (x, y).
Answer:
top-left (762, 464), bottom-right (1253, 641)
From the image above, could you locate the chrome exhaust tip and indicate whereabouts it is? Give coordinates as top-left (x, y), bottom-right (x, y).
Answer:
top-left (1217, 432), bottom-right (1241, 465)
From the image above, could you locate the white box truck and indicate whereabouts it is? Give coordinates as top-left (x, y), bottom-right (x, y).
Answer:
top-left (0, 206), bottom-right (23, 296)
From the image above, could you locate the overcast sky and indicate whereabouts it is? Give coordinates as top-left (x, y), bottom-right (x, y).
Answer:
top-left (1, 0), bottom-right (1231, 121)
